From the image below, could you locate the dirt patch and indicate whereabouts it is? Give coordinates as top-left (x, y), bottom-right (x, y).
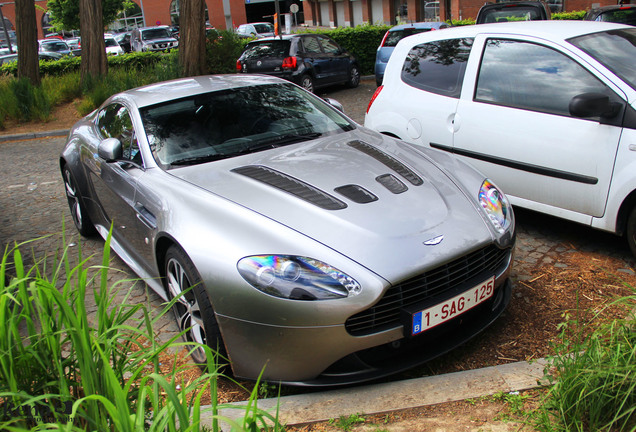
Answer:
top-left (0, 101), bottom-right (82, 137)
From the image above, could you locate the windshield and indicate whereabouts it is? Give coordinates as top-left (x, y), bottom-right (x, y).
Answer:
top-left (141, 83), bottom-right (354, 169)
top-left (105, 38), bottom-right (118, 47)
top-left (142, 28), bottom-right (171, 40)
top-left (568, 28), bottom-right (636, 91)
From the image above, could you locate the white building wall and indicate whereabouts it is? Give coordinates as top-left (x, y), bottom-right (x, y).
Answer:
top-left (352, 0), bottom-right (364, 25)
top-left (336, 0), bottom-right (346, 26)
top-left (370, 0), bottom-right (386, 24)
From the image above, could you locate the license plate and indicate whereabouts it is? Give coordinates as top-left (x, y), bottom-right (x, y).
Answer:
top-left (411, 276), bottom-right (495, 336)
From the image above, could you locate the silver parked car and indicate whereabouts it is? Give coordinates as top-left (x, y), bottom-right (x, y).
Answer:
top-left (60, 75), bottom-right (515, 385)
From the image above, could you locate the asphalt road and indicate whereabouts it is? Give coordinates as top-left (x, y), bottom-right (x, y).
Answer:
top-left (1, 75), bottom-right (634, 365)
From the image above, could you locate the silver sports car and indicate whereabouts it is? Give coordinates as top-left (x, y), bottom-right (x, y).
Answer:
top-left (60, 75), bottom-right (515, 386)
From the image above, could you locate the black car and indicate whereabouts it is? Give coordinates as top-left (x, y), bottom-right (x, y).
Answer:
top-left (584, 4), bottom-right (636, 25)
top-left (476, 1), bottom-right (551, 23)
top-left (236, 34), bottom-right (360, 93)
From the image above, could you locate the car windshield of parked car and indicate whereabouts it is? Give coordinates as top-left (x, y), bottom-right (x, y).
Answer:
top-left (242, 40), bottom-right (290, 59)
top-left (142, 28), bottom-right (171, 40)
top-left (140, 83), bottom-right (354, 169)
top-left (568, 28), bottom-right (636, 91)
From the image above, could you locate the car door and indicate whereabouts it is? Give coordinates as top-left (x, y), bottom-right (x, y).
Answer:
top-left (450, 35), bottom-right (625, 222)
top-left (90, 103), bottom-right (155, 274)
top-left (316, 35), bottom-right (349, 84)
top-left (300, 35), bottom-right (329, 84)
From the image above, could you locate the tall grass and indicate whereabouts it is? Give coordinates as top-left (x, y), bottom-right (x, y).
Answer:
top-left (533, 289), bottom-right (636, 432)
top-left (0, 233), bottom-right (282, 431)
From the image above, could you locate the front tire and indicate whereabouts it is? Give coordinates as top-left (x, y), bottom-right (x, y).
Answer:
top-left (63, 165), bottom-right (96, 236)
top-left (165, 245), bottom-right (226, 367)
top-left (627, 207), bottom-right (636, 258)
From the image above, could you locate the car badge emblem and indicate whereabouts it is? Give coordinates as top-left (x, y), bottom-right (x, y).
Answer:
top-left (257, 60), bottom-right (262, 66)
top-left (423, 235), bottom-right (444, 246)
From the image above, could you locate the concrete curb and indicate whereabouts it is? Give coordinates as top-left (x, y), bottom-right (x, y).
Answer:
top-left (0, 129), bottom-right (69, 143)
top-left (207, 358), bottom-right (548, 428)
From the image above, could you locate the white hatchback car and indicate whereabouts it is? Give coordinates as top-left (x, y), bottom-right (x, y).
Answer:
top-left (366, 21), bottom-right (636, 256)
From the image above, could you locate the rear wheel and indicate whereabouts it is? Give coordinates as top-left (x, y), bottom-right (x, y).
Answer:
top-left (627, 207), bottom-right (636, 258)
top-left (63, 165), bottom-right (96, 236)
top-left (165, 245), bottom-right (226, 367)
top-left (300, 74), bottom-right (314, 93)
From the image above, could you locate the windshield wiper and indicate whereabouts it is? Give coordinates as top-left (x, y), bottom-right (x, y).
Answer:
top-left (169, 153), bottom-right (229, 166)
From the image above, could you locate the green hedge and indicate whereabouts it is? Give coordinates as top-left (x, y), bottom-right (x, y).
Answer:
top-left (552, 10), bottom-right (586, 20)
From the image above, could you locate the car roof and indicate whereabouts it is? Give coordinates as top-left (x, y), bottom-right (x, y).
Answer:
top-left (114, 74), bottom-right (288, 109)
top-left (388, 22), bottom-right (448, 31)
top-left (397, 20), bottom-right (631, 45)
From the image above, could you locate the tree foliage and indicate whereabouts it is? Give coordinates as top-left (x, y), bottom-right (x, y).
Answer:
top-left (46, 0), bottom-right (129, 31)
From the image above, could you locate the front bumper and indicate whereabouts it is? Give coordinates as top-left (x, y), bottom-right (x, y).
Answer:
top-left (218, 244), bottom-right (514, 386)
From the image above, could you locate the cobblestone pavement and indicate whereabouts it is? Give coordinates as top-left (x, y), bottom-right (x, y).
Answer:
top-left (1, 76), bottom-right (634, 355)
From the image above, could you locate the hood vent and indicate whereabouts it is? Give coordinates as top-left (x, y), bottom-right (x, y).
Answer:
top-left (348, 140), bottom-right (423, 186)
top-left (232, 165), bottom-right (347, 210)
top-left (376, 174), bottom-right (408, 194)
top-left (334, 185), bottom-right (378, 204)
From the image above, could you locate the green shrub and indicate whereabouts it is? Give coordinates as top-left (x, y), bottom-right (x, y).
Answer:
top-left (449, 18), bottom-right (476, 26)
top-left (0, 235), bottom-right (282, 431)
top-left (7, 77), bottom-right (51, 122)
top-left (552, 10), bottom-right (586, 20)
top-left (533, 292), bottom-right (636, 431)
top-left (206, 29), bottom-right (249, 74)
top-left (42, 71), bottom-right (82, 105)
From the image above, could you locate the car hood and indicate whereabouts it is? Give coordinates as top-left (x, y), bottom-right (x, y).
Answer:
top-left (170, 133), bottom-right (494, 281)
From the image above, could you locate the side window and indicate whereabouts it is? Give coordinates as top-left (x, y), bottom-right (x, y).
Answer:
top-left (401, 38), bottom-right (473, 98)
top-left (302, 36), bottom-right (322, 54)
top-left (318, 36), bottom-right (340, 55)
top-left (475, 39), bottom-right (614, 117)
top-left (96, 103), bottom-right (142, 164)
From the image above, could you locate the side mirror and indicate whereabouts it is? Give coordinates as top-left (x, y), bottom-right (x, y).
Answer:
top-left (324, 97), bottom-right (344, 113)
top-left (98, 137), bottom-right (123, 162)
top-left (569, 92), bottom-right (622, 119)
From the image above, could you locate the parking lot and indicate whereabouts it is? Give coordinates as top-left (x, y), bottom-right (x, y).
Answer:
top-left (1, 76), bottom-right (634, 372)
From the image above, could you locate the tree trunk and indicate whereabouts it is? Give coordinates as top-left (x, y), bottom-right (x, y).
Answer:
top-left (79, 0), bottom-right (107, 86)
top-left (179, 0), bottom-right (207, 77)
top-left (15, 0), bottom-right (40, 86)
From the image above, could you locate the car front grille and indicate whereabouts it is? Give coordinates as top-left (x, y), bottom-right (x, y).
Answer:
top-left (345, 244), bottom-right (511, 336)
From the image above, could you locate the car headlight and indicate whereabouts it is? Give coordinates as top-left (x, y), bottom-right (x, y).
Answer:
top-left (238, 255), bottom-right (361, 301)
top-left (479, 179), bottom-right (512, 234)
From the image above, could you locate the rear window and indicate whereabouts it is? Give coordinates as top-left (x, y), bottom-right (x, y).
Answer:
top-left (253, 23), bottom-right (274, 33)
top-left (595, 8), bottom-right (636, 25)
top-left (401, 38), bottom-right (473, 98)
top-left (242, 40), bottom-right (291, 59)
top-left (477, 5), bottom-right (546, 23)
top-left (383, 28), bottom-right (433, 47)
